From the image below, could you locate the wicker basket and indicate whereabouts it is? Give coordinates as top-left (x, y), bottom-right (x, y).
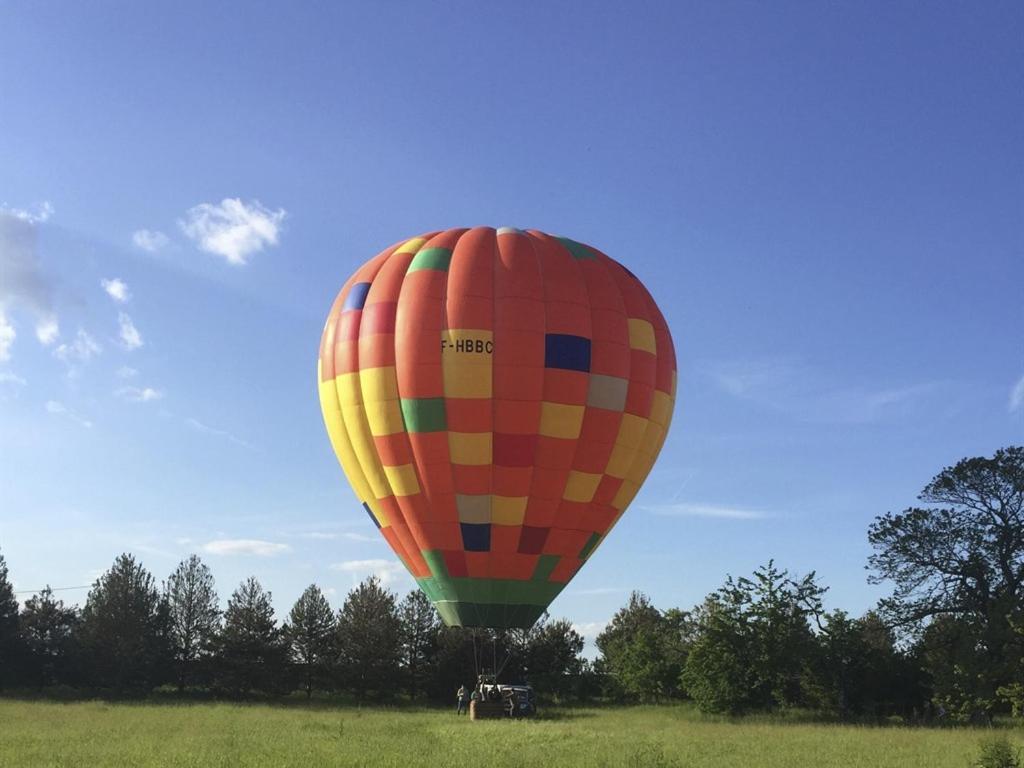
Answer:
top-left (469, 699), bottom-right (505, 720)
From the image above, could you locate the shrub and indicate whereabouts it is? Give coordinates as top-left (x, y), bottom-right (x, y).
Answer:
top-left (975, 736), bottom-right (1021, 768)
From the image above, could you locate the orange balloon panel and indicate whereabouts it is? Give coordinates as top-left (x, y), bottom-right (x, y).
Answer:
top-left (317, 227), bottom-right (676, 628)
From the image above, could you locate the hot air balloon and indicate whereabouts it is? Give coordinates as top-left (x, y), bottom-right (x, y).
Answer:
top-left (318, 227), bottom-right (676, 629)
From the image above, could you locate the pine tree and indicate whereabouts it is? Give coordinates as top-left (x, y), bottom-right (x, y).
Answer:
top-left (20, 586), bottom-right (79, 688)
top-left (336, 576), bottom-right (401, 700)
top-left (216, 576), bottom-right (287, 696)
top-left (78, 553), bottom-right (172, 692)
top-left (284, 584), bottom-right (336, 698)
top-left (398, 589), bottom-right (439, 699)
top-left (164, 555), bottom-right (220, 690)
top-left (0, 548), bottom-right (22, 688)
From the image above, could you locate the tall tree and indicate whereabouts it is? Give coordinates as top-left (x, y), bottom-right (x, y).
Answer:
top-left (803, 609), bottom-right (925, 719)
top-left (285, 584), bottom-right (337, 698)
top-left (868, 446), bottom-right (1024, 719)
top-left (77, 553), bottom-right (171, 692)
top-left (216, 576), bottom-right (287, 696)
top-left (596, 592), bottom-right (691, 702)
top-left (164, 555), bottom-right (220, 690)
top-left (336, 576), bottom-right (401, 700)
top-left (521, 617), bottom-right (585, 701)
top-left (397, 589), bottom-right (439, 700)
top-left (0, 548), bottom-right (22, 688)
top-left (20, 586), bottom-right (79, 688)
top-left (682, 561), bottom-right (824, 713)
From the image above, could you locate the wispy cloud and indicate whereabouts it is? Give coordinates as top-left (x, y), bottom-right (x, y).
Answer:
top-left (116, 366), bottom-right (138, 379)
top-left (645, 502), bottom-right (770, 520)
top-left (2, 202), bottom-right (53, 225)
top-left (53, 329), bottom-right (101, 365)
top-left (117, 312), bottom-right (143, 350)
top-left (0, 203), bottom-right (57, 359)
top-left (296, 531), bottom-right (377, 542)
top-left (330, 559), bottom-right (407, 587)
top-left (703, 358), bottom-right (946, 424)
top-left (569, 587), bottom-right (625, 596)
top-left (186, 416), bottom-right (251, 448)
top-left (0, 371), bottom-right (27, 387)
top-left (179, 198), bottom-right (286, 266)
top-left (131, 542), bottom-right (178, 559)
top-left (116, 385), bottom-right (164, 403)
top-left (101, 278), bottom-right (131, 303)
top-left (1010, 374), bottom-right (1024, 414)
top-left (45, 400), bottom-right (93, 428)
top-left (0, 314), bottom-right (14, 362)
top-left (132, 229), bottom-right (169, 252)
top-left (202, 539), bottom-right (291, 557)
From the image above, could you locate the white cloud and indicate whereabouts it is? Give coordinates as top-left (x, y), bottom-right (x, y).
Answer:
top-left (101, 278), bottom-right (131, 303)
top-left (116, 366), bottom-right (138, 379)
top-left (645, 502), bottom-right (770, 520)
top-left (202, 539), bottom-right (291, 557)
top-left (1010, 374), bottom-right (1024, 414)
top-left (330, 559), bottom-right (407, 587)
top-left (132, 229), bottom-right (169, 252)
top-left (179, 198), bottom-right (286, 266)
top-left (0, 313), bottom-right (14, 362)
top-left (174, 537), bottom-right (193, 546)
top-left (45, 400), bottom-right (93, 428)
top-left (186, 416), bottom-right (251, 448)
top-left (53, 329), bottom-right (101, 364)
top-left (0, 371), bottom-right (26, 387)
top-left (2, 201), bottom-right (53, 224)
top-left (0, 204), bottom-right (56, 359)
top-left (571, 621), bottom-right (607, 641)
top-left (116, 385), bottom-right (163, 403)
top-left (117, 312), bottom-right (143, 350)
top-left (35, 316), bottom-right (59, 345)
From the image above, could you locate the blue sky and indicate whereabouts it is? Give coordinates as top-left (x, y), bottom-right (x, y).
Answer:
top-left (1, 2), bottom-right (1021, 647)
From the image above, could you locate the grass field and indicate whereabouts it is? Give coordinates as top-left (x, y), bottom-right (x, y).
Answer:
top-left (0, 699), bottom-right (1018, 768)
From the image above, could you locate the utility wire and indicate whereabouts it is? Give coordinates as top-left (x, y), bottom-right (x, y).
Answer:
top-left (13, 584), bottom-right (92, 595)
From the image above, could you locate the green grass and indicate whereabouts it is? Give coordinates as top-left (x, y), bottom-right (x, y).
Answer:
top-left (0, 699), bottom-right (1018, 768)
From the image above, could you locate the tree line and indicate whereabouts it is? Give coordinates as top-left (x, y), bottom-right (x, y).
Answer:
top-left (0, 445), bottom-right (1021, 722)
top-left (0, 552), bottom-right (585, 702)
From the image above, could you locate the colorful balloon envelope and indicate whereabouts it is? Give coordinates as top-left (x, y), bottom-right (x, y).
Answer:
top-left (318, 227), bottom-right (676, 628)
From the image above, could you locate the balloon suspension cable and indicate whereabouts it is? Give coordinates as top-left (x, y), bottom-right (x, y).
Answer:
top-left (495, 648), bottom-right (513, 679)
top-left (471, 629), bottom-right (480, 681)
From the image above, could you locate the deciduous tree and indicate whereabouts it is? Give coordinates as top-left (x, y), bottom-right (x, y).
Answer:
top-left (682, 561), bottom-right (824, 713)
top-left (597, 592), bottom-right (690, 702)
top-left (868, 446), bottom-right (1024, 719)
